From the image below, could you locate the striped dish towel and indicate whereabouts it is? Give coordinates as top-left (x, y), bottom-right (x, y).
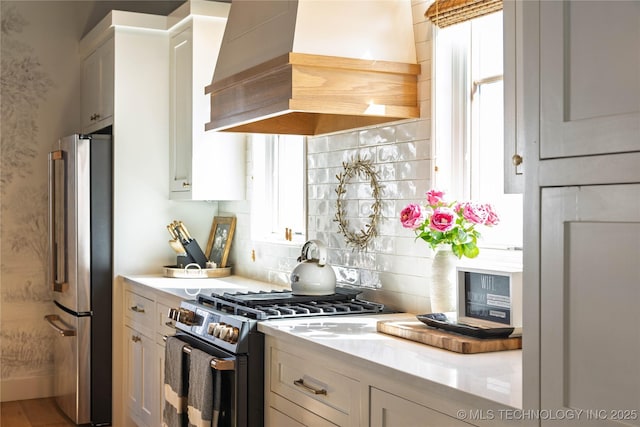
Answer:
top-left (187, 347), bottom-right (216, 427)
top-left (163, 336), bottom-right (188, 427)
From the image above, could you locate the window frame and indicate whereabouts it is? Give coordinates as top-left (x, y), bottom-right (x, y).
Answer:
top-left (433, 11), bottom-right (523, 250)
top-left (250, 134), bottom-right (307, 245)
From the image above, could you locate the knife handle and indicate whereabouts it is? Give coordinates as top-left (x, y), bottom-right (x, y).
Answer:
top-left (167, 225), bottom-right (179, 240)
top-left (178, 221), bottom-right (192, 240)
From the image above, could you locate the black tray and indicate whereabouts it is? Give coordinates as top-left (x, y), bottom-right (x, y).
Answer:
top-left (416, 313), bottom-right (515, 339)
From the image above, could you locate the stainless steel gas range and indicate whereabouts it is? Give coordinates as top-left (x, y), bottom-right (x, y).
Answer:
top-left (167, 288), bottom-right (384, 427)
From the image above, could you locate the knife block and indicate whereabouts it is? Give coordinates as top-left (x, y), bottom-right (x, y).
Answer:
top-left (176, 254), bottom-right (196, 268)
top-left (183, 239), bottom-right (208, 268)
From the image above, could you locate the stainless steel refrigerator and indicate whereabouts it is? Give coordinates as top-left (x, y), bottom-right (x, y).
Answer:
top-left (46, 133), bottom-right (112, 426)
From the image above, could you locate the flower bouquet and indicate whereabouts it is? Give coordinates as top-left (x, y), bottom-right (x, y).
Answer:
top-left (400, 189), bottom-right (499, 259)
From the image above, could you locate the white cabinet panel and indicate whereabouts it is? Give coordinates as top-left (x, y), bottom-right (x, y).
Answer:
top-left (268, 406), bottom-right (307, 427)
top-left (124, 325), bottom-right (158, 427)
top-left (539, 0), bottom-right (640, 159)
top-left (169, 18), bottom-right (246, 201)
top-left (503, 0), bottom-right (524, 193)
top-left (370, 388), bottom-right (475, 427)
top-left (81, 38), bottom-right (114, 133)
top-left (170, 28), bottom-right (193, 193)
top-left (540, 184), bottom-right (640, 426)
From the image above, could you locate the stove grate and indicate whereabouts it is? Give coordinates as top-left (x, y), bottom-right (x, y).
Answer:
top-left (197, 289), bottom-right (384, 320)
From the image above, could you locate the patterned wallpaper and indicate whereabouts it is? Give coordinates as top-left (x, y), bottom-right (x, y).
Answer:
top-left (1, 3), bottom-right (54, 382)
top-left (1, 2), bottom-right (81, 399)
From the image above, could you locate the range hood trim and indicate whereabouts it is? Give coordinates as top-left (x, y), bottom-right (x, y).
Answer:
top-left (205, 52), bottom-right (421, 136)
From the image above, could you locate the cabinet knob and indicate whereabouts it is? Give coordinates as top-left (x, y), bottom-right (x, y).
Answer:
top-left (512, 154), bottom-right (523, 166)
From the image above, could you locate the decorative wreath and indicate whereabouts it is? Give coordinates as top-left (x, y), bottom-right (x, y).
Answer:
top-left (334, 155), bottom-right (383, 250)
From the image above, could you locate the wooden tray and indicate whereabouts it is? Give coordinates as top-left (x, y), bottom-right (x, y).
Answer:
top-left (162, 264), bottom-right (231, 279)
top-left (377, 318), bottom-right (522, 354)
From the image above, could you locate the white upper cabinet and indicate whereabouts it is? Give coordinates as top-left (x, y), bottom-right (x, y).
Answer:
top-left (503, 0), bottom-right (523, 193)
top-left (539, 0), bottom-right (640, 159)
top-left (169, 12), bottom-right (246, 201)
top-left (81, 38), bottom-right (114, 133)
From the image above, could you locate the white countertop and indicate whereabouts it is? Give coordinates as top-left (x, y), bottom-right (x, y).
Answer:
top-left (124, 274), bottom-right (522, 409)
top-left (258, 314), bottom-right (522, 409)
top-left (123, 274), bottom-right (288, 299)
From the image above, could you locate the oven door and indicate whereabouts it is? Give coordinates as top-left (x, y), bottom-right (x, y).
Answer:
top-left (170, 332), bottom-right (250, 427)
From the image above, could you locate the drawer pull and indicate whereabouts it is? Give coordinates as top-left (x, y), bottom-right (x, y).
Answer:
top-left (130, 306), bottom-right (145, 313)
top-left (131, 335), bottom-right (141, 343)
top-left (165, 321), bottom-right (176, 329)
top-left (294, 378), bottom-right (327, 395)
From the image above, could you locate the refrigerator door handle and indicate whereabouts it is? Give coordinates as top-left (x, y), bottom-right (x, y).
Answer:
top-left (48, 150), bottom-right (67, 293)
top-left (45, 314), bottom-right (76, 337)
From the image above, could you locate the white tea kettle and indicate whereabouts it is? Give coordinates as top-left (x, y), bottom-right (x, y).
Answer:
top-left (290, 240), bottom-right (336, 296)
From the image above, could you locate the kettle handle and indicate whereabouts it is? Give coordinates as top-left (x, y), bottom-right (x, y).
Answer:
top-left (300, 240), bottom-right (328, 266)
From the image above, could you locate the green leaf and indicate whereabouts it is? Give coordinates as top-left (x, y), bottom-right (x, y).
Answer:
top-left (457, 228), bottom-right (471, 244)
top-left (463, 243), bottom-right (479, 258)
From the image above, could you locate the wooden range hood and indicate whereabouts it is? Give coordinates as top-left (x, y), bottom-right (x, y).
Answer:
top-left (205, 0), bottom-right (420, 136)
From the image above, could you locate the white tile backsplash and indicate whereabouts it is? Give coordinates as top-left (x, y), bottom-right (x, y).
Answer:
top-left (218, 4), bottom-right (521, 313)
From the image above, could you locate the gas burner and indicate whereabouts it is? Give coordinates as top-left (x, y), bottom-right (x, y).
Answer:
top-left (197, 288), bottom-right (384, 320)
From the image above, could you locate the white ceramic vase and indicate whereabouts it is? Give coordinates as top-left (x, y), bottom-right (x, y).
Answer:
top-left (430, 247), bottom-right (457, 313)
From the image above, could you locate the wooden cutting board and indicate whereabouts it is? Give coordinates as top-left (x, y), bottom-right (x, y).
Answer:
top-left (377, 319), bottom-right (522, 354)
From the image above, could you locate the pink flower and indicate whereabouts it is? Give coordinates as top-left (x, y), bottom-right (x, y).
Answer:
top-left (426, 189), bottom-right (445, 206)
top-left (429, 207), bottom-right (456, 232)
top-left (461, 202), bottom-right (489, 225)
top-left (484, 204), bottom-right (500, 226)
top-left (400, 204), bottom-right (425, 229)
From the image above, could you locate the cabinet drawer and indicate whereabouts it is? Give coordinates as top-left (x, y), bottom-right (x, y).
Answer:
top-left (270, 347), bottom-right (359, 426)
top-left (156, 301), bottom-right (177, 342)
top-left (268, 398), bottom-right (338, 427)
top-left (125, 290), bottom-right (154, 332)
top-left (370, 388), bottom-right (475, 427)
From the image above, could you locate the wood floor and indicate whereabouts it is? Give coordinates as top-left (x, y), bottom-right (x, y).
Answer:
top-left (1, 398), bottom-right (76, 427)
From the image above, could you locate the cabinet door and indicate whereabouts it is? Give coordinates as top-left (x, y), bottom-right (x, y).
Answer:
top-left (169, 28), bottom-right (193, 194)
top-left (81, 39), bottom-right (114, 132)
top-left (81, 49), bottom-right (101, 130)
top-left (541, 184), bottom-right (640, 426)
top-left (124, 326), bottom-right (157, 427)
top-left (503, 0), bottom-right (523, 193)
top-left (157, 342), bottom-right (167, 427)
top-left (539, 1), bottom-right (640, 159)
top-left (370, 388), bottom-right (474, 427)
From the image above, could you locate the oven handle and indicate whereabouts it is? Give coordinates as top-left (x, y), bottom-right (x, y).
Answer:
top-left (162, 335), bottom-right (235, 371)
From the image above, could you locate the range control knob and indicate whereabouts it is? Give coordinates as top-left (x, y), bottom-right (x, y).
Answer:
top-left (212, 323), bottom-right (225, 338)
top-left (218, 325), bottom-right (230, 341)
top-left (226, 327), bottom-right (240, 344)
top-left (168, 308), bottom-right (196, 326)
top-left (207, 322), bottom-right (217, 336)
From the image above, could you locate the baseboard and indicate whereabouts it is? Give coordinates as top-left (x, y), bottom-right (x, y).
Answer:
top-left (1, 375), bottom-right (54, 402)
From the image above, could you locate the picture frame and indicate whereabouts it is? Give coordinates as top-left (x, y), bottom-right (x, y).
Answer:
top-left (205, 216), bottom-right (236, 268)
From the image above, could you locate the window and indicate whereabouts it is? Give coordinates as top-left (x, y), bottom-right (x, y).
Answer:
top-left (434, 11), bottom-right (523, 249)
top-left (251, 134), bottom-right (306, 244)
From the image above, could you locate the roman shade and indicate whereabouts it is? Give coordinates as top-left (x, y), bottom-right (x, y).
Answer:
top-left (425, 0), bottom-right (502, 28)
